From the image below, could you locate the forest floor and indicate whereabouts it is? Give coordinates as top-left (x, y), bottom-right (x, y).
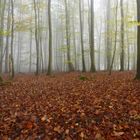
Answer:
top-left (0, 72), bottom-right (140, 140)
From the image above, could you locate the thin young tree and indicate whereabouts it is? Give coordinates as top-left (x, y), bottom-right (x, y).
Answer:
top-left (120, 0), bottom-right (125, 71)
top-left (10, 0), bottom-right (15, 79)
top-left (64, 0), bottom-right (74, 71)
top-left (5, 1), bottom-right (11, 73)
top-left (109, 0), bottom-right (118, 75)
top-left (106, 0), bottom-right (111, 71)
top-left (33, 0), bottom-right (40, 75)
top-left (47, 0), bottom-right (52, 75)
top-left (90, 0), bottom-right (96, 72)
top-left (136, 0), bottom-right (140, 79)
top-left (79, 0), bottom-right (86, 72)
top-left (0, 0), bottom-right (6, 74)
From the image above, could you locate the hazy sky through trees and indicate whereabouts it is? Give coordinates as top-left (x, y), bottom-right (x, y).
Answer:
top-left (0, 0), bottom-right (138, 75)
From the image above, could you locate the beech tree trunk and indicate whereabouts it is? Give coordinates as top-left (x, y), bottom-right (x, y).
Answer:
top-left (10, 0), bottom-right (15, 79)
top-left (136, 0), bottom-right (140, 79)
top-left (79, 0), bottom-right (86, 72)
top-left (47, 0), bottom-right (52, 75)
top-left (64, 0), bottom-right (74, 72)
top-left (120, 0), bottom-right (125, 71)
top-left (90, 0), bottom-right (96, 72)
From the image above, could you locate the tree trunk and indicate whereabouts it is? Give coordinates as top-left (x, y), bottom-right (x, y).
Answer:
top-left (136, 0), bottom-right (140, 79)
top-left (10, 0), bottom-right (15, 79)
top-left (109, 0), bottom-right (118, 75)
top-left (47, 0), bottom-right (52, 75)
top-left (79, 0), bottom-right (86, 72)
top-left (90, 0), bottom-right (96, 72)
top-left (120, 0), bottom-right (125, 71)
top-left (0, 0), bottom-right (6, 74)
top-left (64, 0), bottom-right (74, 72)
top-left (106, 0), bottom-right (112, 71)
top-left (5, 1), bottom-right (10, 73)
top-left (33, 0), bottom-right (40, 75)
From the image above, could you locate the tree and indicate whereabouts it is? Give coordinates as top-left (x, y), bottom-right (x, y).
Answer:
top-left (10, 0), bottom-right (15, 79)
top-left (90, 0), bottom-right (96, 72)
top-left (5, 1), bottom-right (11, 73)
top-left (106, 0), bottom-right (112, 71)
top-left (136, 0), bottom-right (140, 79)
top-left (109, 0), bottom-right (118, 75)
top-left (33, 0), bottom-right (40, 75)
top-left (64, 0), bottom-right (74, 71)
top-left (120, 0), bottom-right (125, 71)
top-left (79, 0), bottom-right (86, 72)
top-left (0, 0), bottom-right (6, 74)
top-left (47, 0), bottom-right (52, 75)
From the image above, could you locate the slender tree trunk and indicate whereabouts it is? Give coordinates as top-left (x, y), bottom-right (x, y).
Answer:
top-left (72, 9), bottom-right (77, 70)
top-left (10, 0), bottom-right (15, 79)
top-left (136, 0), bottom-right (140, 79)
top-left (29, 29), bottom-right (32, 73)
top-left (64, 0), bottom-right (74, 72)
top-left (106, 0), bottom-right (112, 71)
top-left (90, 0), bottom-right (96, 72)
top-left (5, 1), bottom-right (11, 73)
top-left (79, 0), bottom-right (86, 72)
top-left (47, 0), bottom-right (52, 75)
top-left (33, 0), bottom-right (40, 75)
top-left (96, 19), bottom-right (102, 71)
top-left (109, 0), bottom-right (118, 75)
top-left (120, 0), bottom-right (125, 71)
top-left (0, 0), bottom-right (6, 74)
top-left (17, 32), bottom-right (21, 73)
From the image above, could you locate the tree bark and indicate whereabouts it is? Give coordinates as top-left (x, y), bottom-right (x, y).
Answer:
top-left (47, 0), bottom-right (52, 75)
top-left (79, 0), bottom-right (86, 72)
top-left (10, 0), bottom-right (15, 79)
top-left (33, 0), bottom-right (40, 75)
top-left (90, 0), bottom-right (96, 72)
top-left (136, 0), bottom-right (140, 79)
top-left (64, 0), bottom-right (74, 72)
top-left (109, 0), bottom-right (118, 75)
top-left (120, 0), bottom-right (125, 71)
top-left (0, 0), bottom-right (6, 74)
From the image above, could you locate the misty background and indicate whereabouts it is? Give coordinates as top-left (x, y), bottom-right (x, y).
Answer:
top-left (0, 0), bottom-right (137, 74)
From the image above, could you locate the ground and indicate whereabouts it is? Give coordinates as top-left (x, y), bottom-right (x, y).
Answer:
top-left (0, 72), bottom-right (140, 140)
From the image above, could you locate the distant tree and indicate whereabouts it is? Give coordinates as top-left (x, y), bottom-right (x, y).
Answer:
top-left (79, 0), bottom-right (86, 72)
top-left (106, 0), bottom-right (112, 71)
top-left (120, 0), bottom-right (125, 71)
top-left (5, 1), bottom-right (11, 73)
top-left (0, 0), bottom-right (6, 74)
top-left (109, 0), bottom-right (118, 75)
top-left (90, 0), bottom-right (96, 72)
top-left (10, 0), bottom-right (15, 79)
top-left (136, 0), bottom-right (140, 79)
top-left (33, 0), bottom-right (40, 75)
top-left (47, 0), bottom-right (52, 75)
top-left (64, 0), bottom-right (74, 71)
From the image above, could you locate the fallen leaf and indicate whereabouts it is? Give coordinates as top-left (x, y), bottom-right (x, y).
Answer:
top-left (95, 133), bottom-right (105, 140)
top-left (41, 115), bottom-right (47, 122)
top-left (113, 131), bottom-right (124, 136)
top-left (54, 126), bottom-right (62, 133)
top-left (25, 121), bottom-right (33, 129)
top-left (80, 132), bottom-right (84, 138)
top-left (65, 129), bottom-right (69, 134)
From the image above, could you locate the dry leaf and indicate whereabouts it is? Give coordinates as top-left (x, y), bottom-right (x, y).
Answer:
top-left (41, 115), bottom-right (47, 122)
top-left (95, 133), bottom-right (105, 140)
top-left (65, 129), bottom-right (69, 134)
top-left (54, 126), bottom-right (62, 133)
top-left (80, 132), bottom-right (84, 138)
top-left (113, 131), bottom-right (124, 136)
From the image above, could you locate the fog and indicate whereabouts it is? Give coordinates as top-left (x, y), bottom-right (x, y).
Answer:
top-left (0, 0), bottom-right (137, 75)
